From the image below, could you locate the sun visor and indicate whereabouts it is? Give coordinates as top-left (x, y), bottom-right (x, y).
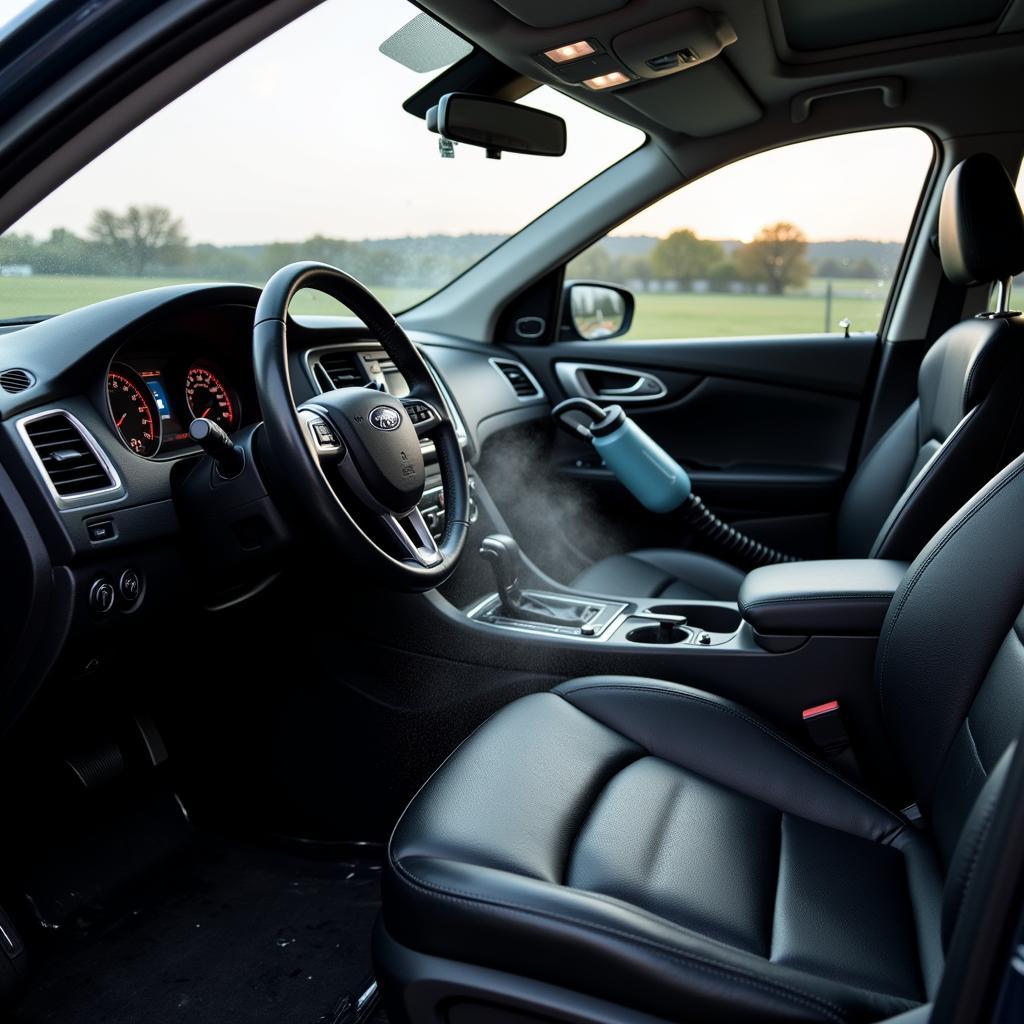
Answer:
top-left (380, 13), bottom-right (473, 73)
top-left (492, 0), bottom-right (629, 30)
top-left (618, 60), bottom-right (761, 136)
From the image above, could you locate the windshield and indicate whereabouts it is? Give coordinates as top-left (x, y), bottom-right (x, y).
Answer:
top-left (0, 0), bottom-right (40, 38)
top-left (0, 0), bottom-right (642, 319)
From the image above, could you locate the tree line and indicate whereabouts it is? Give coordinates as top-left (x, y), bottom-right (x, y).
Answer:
top-left (571, 222), bottom-right (886, 294)
top-left (0, 205), bottom-right (501, 286)
top-left (0, 205), bottom-right (886, 291)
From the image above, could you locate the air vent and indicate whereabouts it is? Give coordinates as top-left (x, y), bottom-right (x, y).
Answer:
top-left (0, 368), bottom-right (34, 394)
top-left (491, 358), bottom-right (544, 400)
top-left (21, 413), bottom-right (117, 500)
top-left (316, 350), bottom-right (365, 389)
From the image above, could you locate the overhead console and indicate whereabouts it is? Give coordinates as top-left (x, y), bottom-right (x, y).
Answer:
top-left (535, 8), bottom-right (737, 90)
top-left (526, 6), bottom-right (760, 136)
top-left (536, 8), bottom-right (737, 86)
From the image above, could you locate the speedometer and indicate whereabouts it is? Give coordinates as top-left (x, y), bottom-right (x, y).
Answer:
top-left (107, 365), bottom-right (160, 457)
top-left (184, 365), bottom-right (237, 431)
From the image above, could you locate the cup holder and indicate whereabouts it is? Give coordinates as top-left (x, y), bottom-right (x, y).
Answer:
top-left (627, 623), bottom-right (689, 645)
top-left (647, 603), bottom-right (742, 634)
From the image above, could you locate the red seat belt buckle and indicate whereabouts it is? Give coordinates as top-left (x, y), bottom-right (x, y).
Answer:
top-left (802, 700), bottom-right (849, 755)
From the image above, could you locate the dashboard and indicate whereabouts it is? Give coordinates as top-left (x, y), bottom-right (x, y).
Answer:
top-left (0, 282), bottom-right (548, 532)
top-left (0, 281), bottom-right (550, 729)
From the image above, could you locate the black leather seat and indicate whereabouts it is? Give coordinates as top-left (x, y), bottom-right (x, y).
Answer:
top-left (572, 153), bottom-right (1024, 602)
top-left (376, 447), bottom-right (1024, 1022)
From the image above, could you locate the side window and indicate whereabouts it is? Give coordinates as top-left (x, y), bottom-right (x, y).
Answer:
top-left (990, 163), bottom-right (1024, 310)
top-left (566, 128), bottom-right (933, 341)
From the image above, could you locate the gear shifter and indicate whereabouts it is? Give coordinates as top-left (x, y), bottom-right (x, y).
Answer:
top-left (478, 534), bottom-right (598, 628)
top-left (479, 534), bottom-right (524, 617)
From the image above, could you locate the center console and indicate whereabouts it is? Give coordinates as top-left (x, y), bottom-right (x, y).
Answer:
top-left (468, 591), bottom-right (743, 646)
top-left (467, 533), bottom-right (742, 646)
top-left (468, 532), bottom-right (906, 654)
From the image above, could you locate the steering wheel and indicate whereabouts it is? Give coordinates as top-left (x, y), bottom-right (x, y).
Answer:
top-left (253, 262), bottom-right (469, 591)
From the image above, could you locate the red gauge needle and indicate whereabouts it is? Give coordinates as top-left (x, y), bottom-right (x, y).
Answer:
top-left (115, 414), bottom-right (126, 428)
top-left (200, 407), bottom-right (211, 418)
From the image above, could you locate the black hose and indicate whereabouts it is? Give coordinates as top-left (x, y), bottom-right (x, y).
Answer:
top-left (678, 493), bottom-right (800, 569)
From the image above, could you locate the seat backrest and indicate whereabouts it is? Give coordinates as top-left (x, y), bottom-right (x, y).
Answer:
top-left (836, 153), bottom-right (1024, 561)
top-left (875, 448), bottom-right (1024, 946)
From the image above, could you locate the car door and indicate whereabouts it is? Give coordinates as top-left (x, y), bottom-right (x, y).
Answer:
top-left (503, 128), bottom-right (935, 565)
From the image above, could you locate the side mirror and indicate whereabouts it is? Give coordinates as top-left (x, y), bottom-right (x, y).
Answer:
top-left (561, 281), bottom-right (635, 341)
top-left (426, 93), bottom-right (567, 159)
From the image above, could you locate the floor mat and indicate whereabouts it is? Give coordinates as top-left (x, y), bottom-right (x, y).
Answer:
top-left (14, 837), bottom-right (387, 1024)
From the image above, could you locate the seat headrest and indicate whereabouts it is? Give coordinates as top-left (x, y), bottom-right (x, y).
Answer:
top-left (939, 153), bottom-right (1024, 286)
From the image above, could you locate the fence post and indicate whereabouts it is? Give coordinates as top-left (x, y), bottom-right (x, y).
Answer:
top-left (824, 280), bottom-right (833, 333)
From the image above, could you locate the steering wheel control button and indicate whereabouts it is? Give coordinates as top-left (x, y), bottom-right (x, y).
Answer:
top-left (89, 578), bottom-right (116, 615)
top-left (313, 421), bottom-right (337, 446)
top-left (118, 569), bottom-right (143, 605)
top-left (405, 401), bottom-right (434, 426)
top-left (299, 410), bottom-right (344, 455)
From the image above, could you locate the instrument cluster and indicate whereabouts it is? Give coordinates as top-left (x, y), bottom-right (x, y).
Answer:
top-left (104, 305), bottom-right (256, 459)
top-left (107, 359), bottom-right (241, 458)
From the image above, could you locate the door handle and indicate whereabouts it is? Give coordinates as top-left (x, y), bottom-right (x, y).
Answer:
top-left (555, 362), bottom-right (667, 403)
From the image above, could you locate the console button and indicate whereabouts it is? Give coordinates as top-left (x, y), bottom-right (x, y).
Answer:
top-left (86, 519), bottom-right (116, 543)
top-left (89, 578), bottom-right (116, 615)
top-left (119, 568), bottom-right (142, 604)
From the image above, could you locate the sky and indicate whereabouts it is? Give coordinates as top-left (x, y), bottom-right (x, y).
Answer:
top-left (1, 0), bottom-right (937, 246)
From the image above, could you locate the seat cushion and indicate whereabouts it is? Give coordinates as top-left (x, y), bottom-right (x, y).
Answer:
top-left (383, 678), bottom-right (943, 1024)
top-left (572, 549), bottom-right (746, 601)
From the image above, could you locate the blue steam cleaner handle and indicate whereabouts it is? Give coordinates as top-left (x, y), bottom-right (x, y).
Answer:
top-left (550, 398), bottom-right (692, 514)
top-left (592, 418), bottom-right (691, 514)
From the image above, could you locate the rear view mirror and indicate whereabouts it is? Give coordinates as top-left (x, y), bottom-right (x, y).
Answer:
top-left (426, 93), bottom-right (567, 159)
top-left (562, 282), bottom-right (635, 340)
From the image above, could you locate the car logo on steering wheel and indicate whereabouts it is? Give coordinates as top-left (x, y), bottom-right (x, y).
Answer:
top-left (368, 406), bottom-right (402, 431)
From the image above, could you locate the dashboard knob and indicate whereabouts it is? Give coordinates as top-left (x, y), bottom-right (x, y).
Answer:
top-left (89, 578), bottom-right (116, 615)
top-left (119, 568), bottom-right (143, 605)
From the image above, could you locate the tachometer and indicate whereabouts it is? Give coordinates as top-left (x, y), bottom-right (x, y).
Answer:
top-left (107, 365), bottom-right (161, 457)
top-left (184, 365), bottom-right (237, 431)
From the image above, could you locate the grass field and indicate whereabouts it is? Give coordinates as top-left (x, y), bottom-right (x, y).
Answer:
top-left (0, 274), bottom-right (887, 339)
top-left (0, 275), bottom-right (429, 320)
top-left (629, 289), bottom-right (885, 339)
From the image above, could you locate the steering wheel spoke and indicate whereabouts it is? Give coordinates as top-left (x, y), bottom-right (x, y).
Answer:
top-left (380, 507), bottom-right (443, 567)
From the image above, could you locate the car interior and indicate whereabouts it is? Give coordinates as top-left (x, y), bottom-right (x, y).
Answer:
top-left (2, 1), bottom-right (1024, 1023)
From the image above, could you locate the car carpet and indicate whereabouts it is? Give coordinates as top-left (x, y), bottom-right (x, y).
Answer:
top-left (13, 836), bottom-right (387, 1024)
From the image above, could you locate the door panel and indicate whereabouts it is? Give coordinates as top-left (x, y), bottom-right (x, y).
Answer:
top-left (508, 333), bottom-right (877, 563)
